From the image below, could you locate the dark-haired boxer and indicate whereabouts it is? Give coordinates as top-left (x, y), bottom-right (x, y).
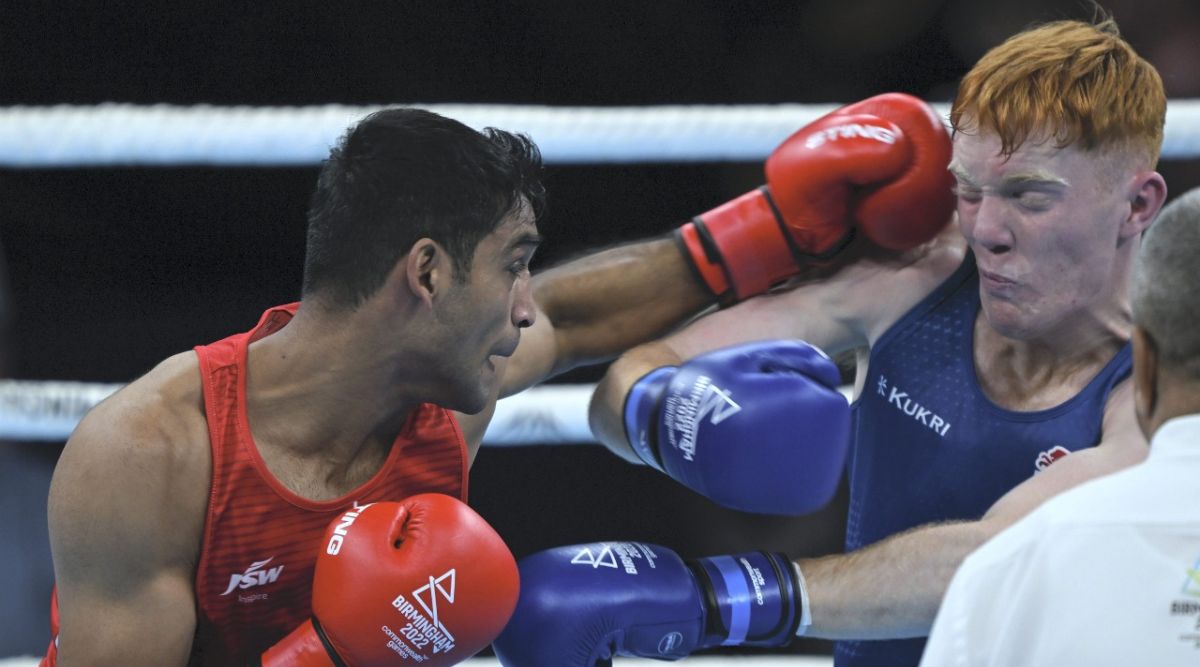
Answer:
top-left (43, 98), bottom-right (945, 666)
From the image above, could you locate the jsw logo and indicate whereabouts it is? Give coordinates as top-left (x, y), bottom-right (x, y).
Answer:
top-left (220, 557), bottom-right (284, 596)
top-left (804, 123), bottom-right (898, 150)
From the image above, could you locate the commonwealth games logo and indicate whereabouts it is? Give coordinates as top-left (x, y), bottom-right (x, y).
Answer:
top-left (1183, 555), bottom-right (1200, 598)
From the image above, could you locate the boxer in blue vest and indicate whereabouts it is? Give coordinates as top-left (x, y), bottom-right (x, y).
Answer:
top-left (495, 16), bottom-right (1168, 667)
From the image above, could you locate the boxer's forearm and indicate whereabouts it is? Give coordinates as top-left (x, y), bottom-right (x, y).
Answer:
top-left (532, 237), bottom-right (711, 374)
top-left (588, 341), bottom-right (683, 464)
top-left (800, 519), bottom-right (994, 640)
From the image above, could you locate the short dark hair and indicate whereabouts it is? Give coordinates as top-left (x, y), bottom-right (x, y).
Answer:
top-left (1132, 188), bottom-right (1200, 380)
top-left (302, 108), bottom-right (546, 308)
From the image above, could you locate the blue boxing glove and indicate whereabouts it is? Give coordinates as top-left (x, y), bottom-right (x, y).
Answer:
top-left (492, 541), bottom-right (806, 667)
top-left (624, 339), bottom-right (850, 515)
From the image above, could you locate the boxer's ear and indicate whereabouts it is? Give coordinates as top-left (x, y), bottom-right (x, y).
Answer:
top-left (1118, 170), bottom-right (1167, 240)
top-left (1131, 326), bottom-right (1158, 434)
top-left (404, 238), bottom-right (449, 307)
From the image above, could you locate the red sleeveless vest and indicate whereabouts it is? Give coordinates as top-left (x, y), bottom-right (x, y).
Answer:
top-left (41, 303), bottom-right (468, 667)
top-left (191, 304), bottom-right (468, 664)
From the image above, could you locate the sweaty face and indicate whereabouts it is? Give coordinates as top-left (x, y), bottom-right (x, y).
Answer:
top-left (435, 206), bottom-right (541, 413)
top-left (950, 131), bottom-right (1135, 341)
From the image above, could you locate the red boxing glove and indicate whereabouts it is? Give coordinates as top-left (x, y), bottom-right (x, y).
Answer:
top-left (678, 92), bottom-right (955, 303)
top-left (260, 495), bottom-right (519, 667)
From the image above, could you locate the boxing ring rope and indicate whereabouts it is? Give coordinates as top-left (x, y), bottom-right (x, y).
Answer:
top-left (0, 380), bottom-right (599, 444)
top-left (0, 380), bottom-right (856, 444)
top-left (1, 99), bottom-right (1199, 443)
top-left (14, 99), bottom-right (1194, 665)
top-left (2, 99), bottom-right (1200, 165)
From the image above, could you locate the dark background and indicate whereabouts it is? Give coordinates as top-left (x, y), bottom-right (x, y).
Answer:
top-left (1, 0), bottom-right (1198, 658)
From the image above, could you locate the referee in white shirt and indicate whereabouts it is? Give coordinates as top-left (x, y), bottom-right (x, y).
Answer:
top-left (920, 187), bottom-right (1200, 666)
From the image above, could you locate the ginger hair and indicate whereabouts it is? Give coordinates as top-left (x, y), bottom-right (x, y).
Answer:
top-left (951, 18), bottom-right (1165, 165)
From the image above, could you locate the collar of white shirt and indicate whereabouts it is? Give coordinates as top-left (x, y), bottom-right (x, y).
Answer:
top-left (1148, 412), bottom-right (1200, 460)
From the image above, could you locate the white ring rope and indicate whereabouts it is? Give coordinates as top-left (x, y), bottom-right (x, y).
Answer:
top-left (0, 99), bottom-right (1181, 442)
top-left (2, 100), bottom-right (1200, 166)
top-left (0, 381), bottom-right (125, 442)
top-left (0, 380), bottom-right (598, 444)
top-left (0, 379), bottom-right (854, 444)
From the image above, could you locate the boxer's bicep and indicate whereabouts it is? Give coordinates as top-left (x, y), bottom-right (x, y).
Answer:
top-left (660, 245), bottom-right (938, 361)
top-left (588, 250), bottom-right (940, 457)
top-left (53, 571), bottom-right (196, 667)
top-left (588, 282), bottom-right (865, 460)
top-left (498, 237), bottom-right (715, 398)
top-left (660, 283), bottom-right (866, 361)
top-left (49, 411), bottom-right (200, 666)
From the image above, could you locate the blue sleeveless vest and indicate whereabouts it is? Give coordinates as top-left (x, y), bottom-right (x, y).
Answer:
top-left (836, 251), bottom-right (1132, 667)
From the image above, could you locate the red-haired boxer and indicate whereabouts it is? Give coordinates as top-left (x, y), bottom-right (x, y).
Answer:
top-left (41, 97), bottom-right (944, 667)
top-left (624, 92), bottom-right (955, 515)
top-left (921, 187), bottom-right (1200, 665)
top-left (527, 15), bottom-right (1168, 667)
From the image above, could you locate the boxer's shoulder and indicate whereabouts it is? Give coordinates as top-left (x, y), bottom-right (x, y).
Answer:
top-left (48, 362), bottom-right (206, 666)
top-left (78, 352), bottom-right (209, 457)
top-left (855, 228), bottom-right (967, 343)
top-left (55, 352), bottom-right (211, 543)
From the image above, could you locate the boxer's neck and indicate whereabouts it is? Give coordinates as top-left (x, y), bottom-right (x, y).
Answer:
top-left (973, 307), bottom-right (1130, 412)
top-left (241, 302), bottom-right (423, 468)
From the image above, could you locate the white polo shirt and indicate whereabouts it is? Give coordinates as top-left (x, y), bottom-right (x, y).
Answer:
top-left (920, 413), bottom-right (1200, 666)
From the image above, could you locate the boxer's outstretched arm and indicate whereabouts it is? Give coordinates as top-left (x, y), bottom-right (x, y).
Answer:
top-left (589, 235), bottom-right (957, 463)
top-left (500, 92), bottom-right (956, 399)
top-left (454, 237), bottom-right (714, 453)
top-left (498, 236), bottom-right (713, 396)
top-left (47, 354), bottom-right (209, 666)
top-left (799, 381), bottom-right (1147, 639)
top-left (587, 283), bottom-right (863, 464)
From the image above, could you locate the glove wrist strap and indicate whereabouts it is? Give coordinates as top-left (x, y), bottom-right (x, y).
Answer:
top-left (689, 551), bottom-right (802, 648)
top-left (622, 366), bottom-right (675, 472)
